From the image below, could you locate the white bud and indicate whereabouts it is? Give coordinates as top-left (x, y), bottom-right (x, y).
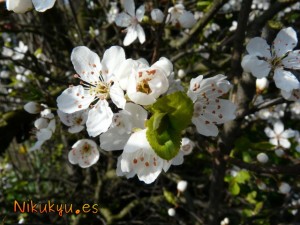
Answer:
top-left (24, 101), bottom-right (41, 114)
top-left (279, 182), bottom-right (291, 194)
top-left (256, 77), bottom-right (269, 93)
top-left (177, 180), bottom-right (188, 192)
top-left (151, 9), bottom-right (164, 23)
top-left (256, 152), bottom-right (268, 164)
top-left (275, 149), bottom-right (285, 157)
top-left (177, 69), bottom-right (186, 79)
top-left (180, 137), bottom-right (194, 155)
top-left (168, 208), bottom-right (176, 217)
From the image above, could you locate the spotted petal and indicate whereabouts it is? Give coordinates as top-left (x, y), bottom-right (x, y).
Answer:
top-left (56, 85), bottom-right (94, 114)
top-left (274, 68), bottom-right (299, 92)
top-left (273, 27), bottom-right (298, 58)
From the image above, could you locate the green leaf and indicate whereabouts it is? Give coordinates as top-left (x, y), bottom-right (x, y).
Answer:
top-left (146, 92), bottom-right (194, 160)
top-left (235, 170), bottom-right (250, 184)
top-left (229, 181), bottom-right (240, 195)
top-left (163, 188), bottom-right (177, 206)
top-left (254, 202), bottom-right (263, 214)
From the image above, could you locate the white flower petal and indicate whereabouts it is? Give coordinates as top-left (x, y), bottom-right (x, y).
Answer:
top-left (71, 46), bottom-right (101, 83)
top-left (246, 37), bottom-right (271, 58)
top-left (56, 85), bottom-right (94, 114)
top-left (192, 117), bottom-right (219, 137)
top-left (264, 127), bottom-right (275, 138)
top-left (32, 0), bottom-right (56, 12)
top-left (123, 26), bottom-right (138, 46)
top-left (68, 125), bottom-right (84, 134)
top-left (279, 138), bottom-right (291, 148)
top-left (36, 128), bottom-right (52, 142)
top-left (273, 121), bottom-right (284, 134)
top-left (68, 149), bottom-right (79, 165)
top-left (152, 57), bottom-right (173, 77)
top-left (273, 27), bottom-right (298, 58)
top-left (274, 68), bottom-right (299, 92)
top-left (171, 152), bottom-right (184, 166)
top-left (100, 128), bottom-right (130, 151)
top-left (57, 109), bottom-right (73, 126)
top-left (136, 24), bottom-right (146, 44)
top-left (269, 138), bottom-right (278, 146)
top-left (125, 103), bottom-right (147, 129)
top-left (34, 118), bottom-right (49, 129)
top-left (115, 59), bottom-right (135, 90)
top-left (281, 129), bottom-right (295, 138)
top-left (101, 46), bottom-right (126, 77)
top-left (115, 12), bottom-right (132, 27)
top-left (123, 0), bottom-right (135, 17)
top-left (108, 83), bottom-right (125, 109)
top-left (6, 0), bottom-right (33, 13)
top-left (86, 100), bottom-right (113, 137)
top-left (124, 129), bottom-right (151, 153)
top-left (136, 5), bottom-right (145, 22)
top-left (178, 11), bottom-right (196, 28)
top-left (241, 55), bottom-right (271, 78)
top-left (282, 50), bottom-right (300, 70)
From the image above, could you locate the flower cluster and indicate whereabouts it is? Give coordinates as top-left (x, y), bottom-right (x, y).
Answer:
top-left (24, 102), bottom-right (56, 151)
top-left (55, 45), bottom-right (236, 184)
top-left (115, 0), bottom-right (197, 46)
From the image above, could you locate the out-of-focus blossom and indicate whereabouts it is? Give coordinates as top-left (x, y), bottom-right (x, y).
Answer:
top-left (256, 152), bottom-right (268, 163)
top-left (107, 2), bottom-right (119, 24)
top-left (177, 180), bottom-right (188, 192)
top-left (279, 182), bottom-right (291, 194)
top-left (256, 77), bottom-right (269, 93)
top-left (115, 0), bottom-right (145, 46)
top-left (166, 4), bottom-right (196, 28)
top-left (264, 121), bottom-right (295, 148)
top-left (57, 109), bottom-right (88, 134)
top-left (24, 101), bottom-right (42, 114)
top-left (168, 208), bottom-right (176, 217)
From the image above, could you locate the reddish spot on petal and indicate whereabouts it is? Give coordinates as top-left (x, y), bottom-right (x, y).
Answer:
top-left (140, 157), bottom-right (144, 162)
top-left (133, 159), bottom-right (138, 164)
top-left (145, 162), bottom-right (149, 167)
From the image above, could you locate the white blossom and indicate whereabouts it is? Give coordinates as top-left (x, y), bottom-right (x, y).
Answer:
top-left (264, 121), bottom-right (295, 148)
top-left (188, 75), bottom-right (236, 137)
top-left (166, 4), bottom-right (196, 28)
top-left (107, 2), bottom-right (119, 24)
top-left (68, 139), bottom-right (99, 168)
top-left (119, 57), bottom-right (172, 105)
top-left (57, 46), bottom-right (126, 137)
top-left (115, 0), bottom-right (145, 46)
top-left (242, 27), bottom-right (300, 92)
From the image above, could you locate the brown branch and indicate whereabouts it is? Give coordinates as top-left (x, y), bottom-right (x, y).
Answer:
top-left (207, 1), bottom-right (253, 225)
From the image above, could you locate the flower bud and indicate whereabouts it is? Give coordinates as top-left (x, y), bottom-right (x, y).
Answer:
top-left (151, 9), bottom-right (164, 23)
top-left (178, 69), bottom-right (186, 79)
top-left (256, 152), bottom-right (268, 164)
top-left (279, 182), bottom-right (291, 194)
top-left (256, 77), bottom-right (269, 93)
top-left (168, 208), bottom-right (176, 217)
top-left (177, 180), bottom-right (188, 192)
top-left (24, 101), bottom-right (41, 114)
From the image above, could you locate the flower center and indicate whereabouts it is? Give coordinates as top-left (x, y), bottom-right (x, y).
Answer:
top-left (90, 81), bottom-right (110, 99)
top-left (136, 79), bottom-right (152, 94)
